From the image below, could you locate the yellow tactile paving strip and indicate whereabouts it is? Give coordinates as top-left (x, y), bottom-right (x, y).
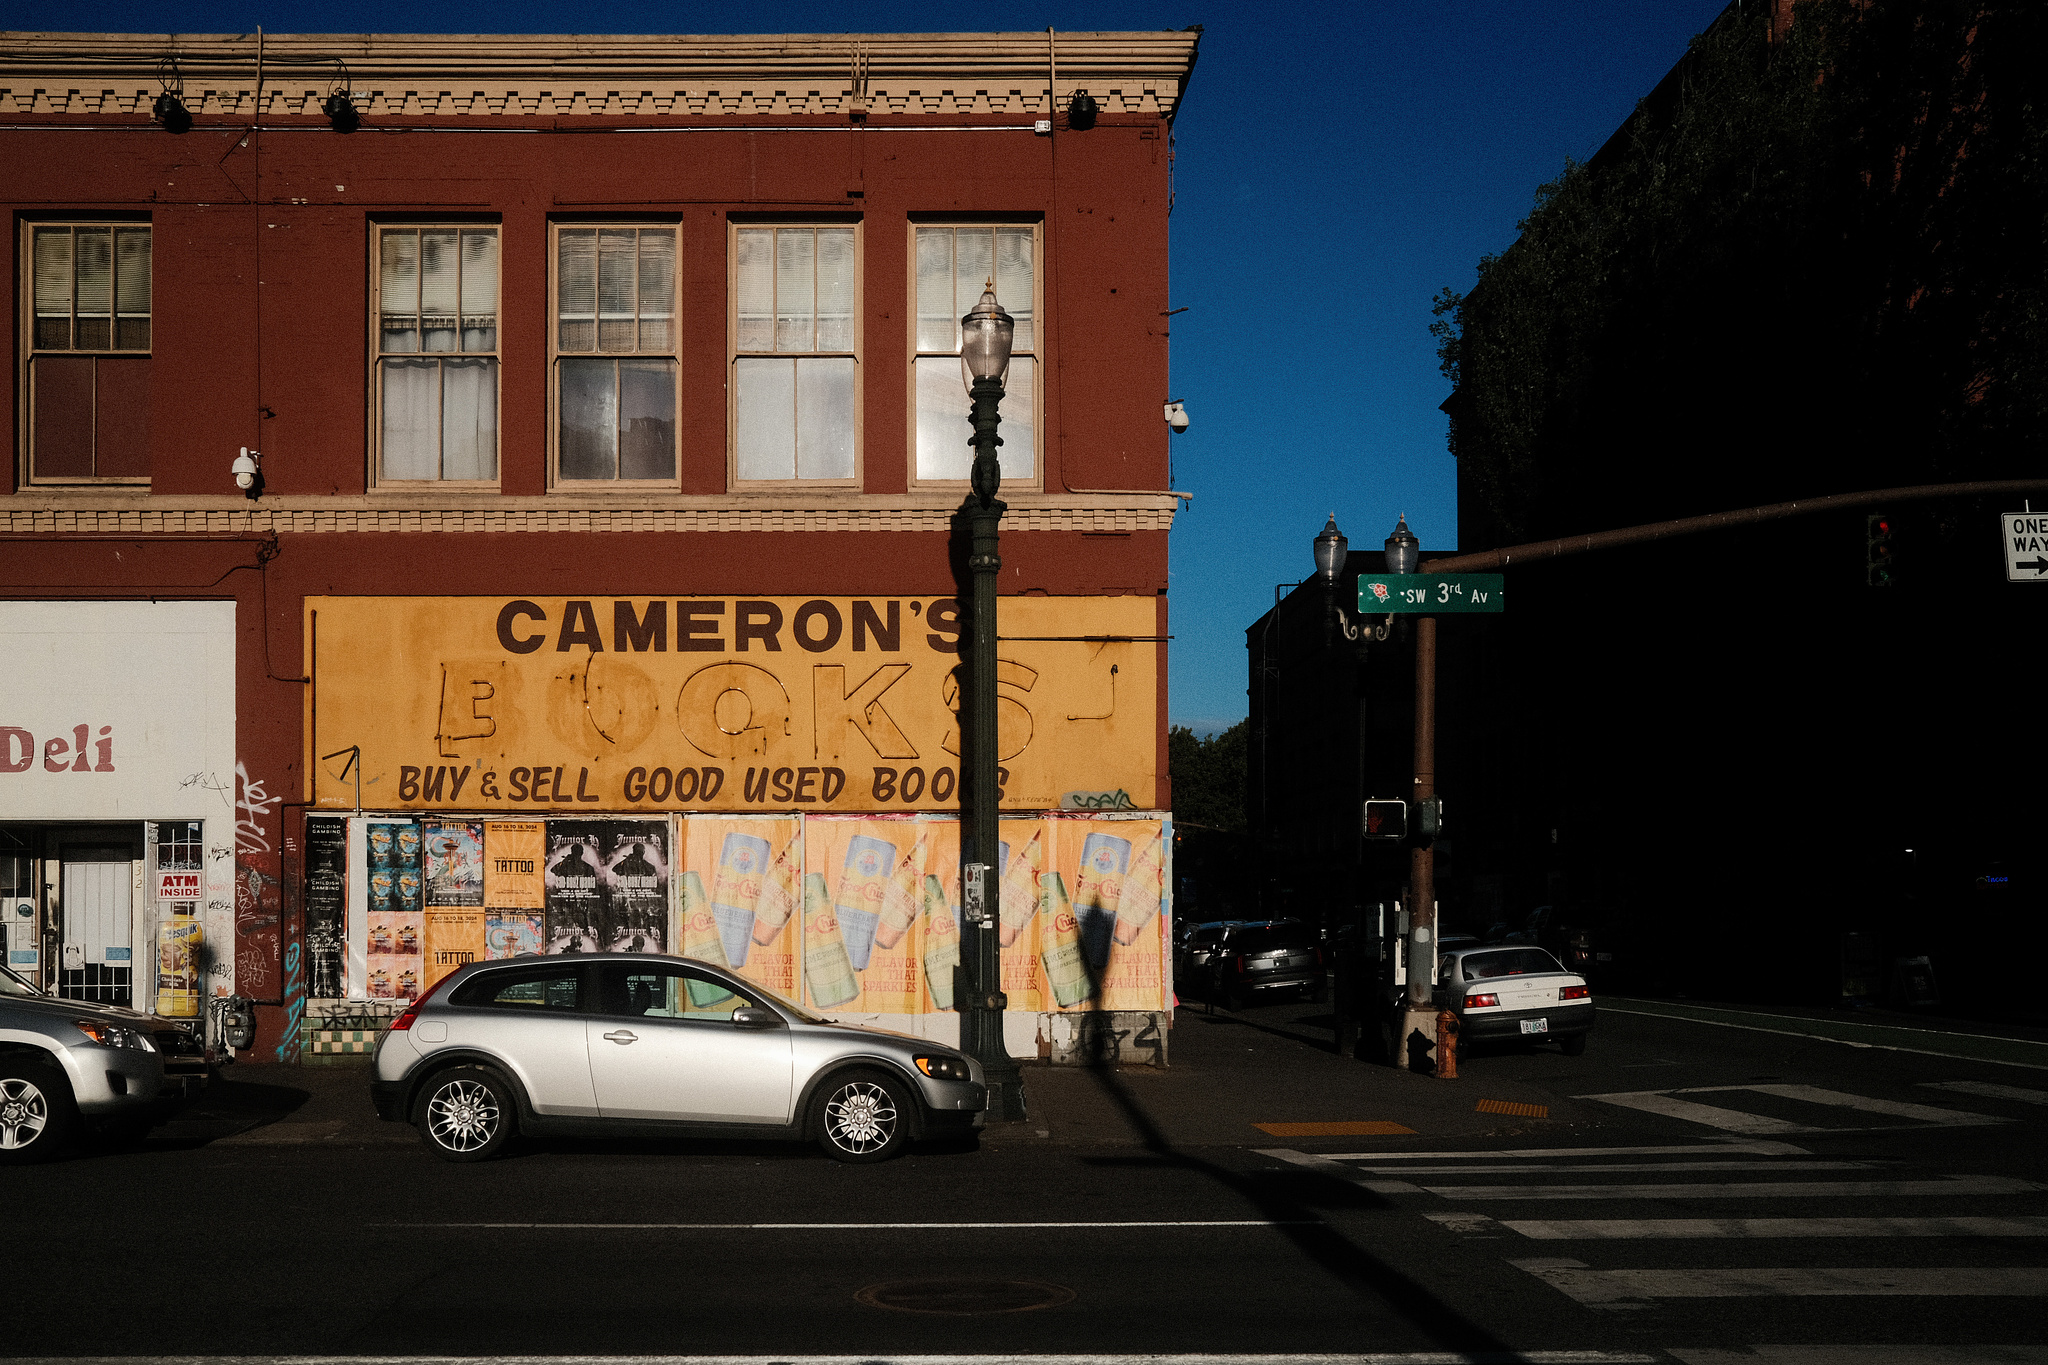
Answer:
top-left (1475, 1099), bottom-right (1549, 1118)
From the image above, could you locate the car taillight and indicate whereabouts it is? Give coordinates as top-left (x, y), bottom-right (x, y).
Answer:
top-left (388, 975), bottom-right (453, 1031)
top-left (1559, 985), bottom-right (1591, 1000)
top-left (1464, 992), bottom-right (1499, 1008)
top-left (1313, 946), bottom-right (1324, 967)
top-left (1235, 954), bottom-right (1246, 972)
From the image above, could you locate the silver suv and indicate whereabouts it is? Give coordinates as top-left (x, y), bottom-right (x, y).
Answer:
top-left (0, 962), bottom-right (205, 1162)
top-left (371, 953), bottom-right (988, 1163)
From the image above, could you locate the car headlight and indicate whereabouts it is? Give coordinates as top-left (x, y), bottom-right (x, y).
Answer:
top-left (74, 1020), bottom-right (150, 1050)
top-left (914, 1053), bottom-right (972, 1082)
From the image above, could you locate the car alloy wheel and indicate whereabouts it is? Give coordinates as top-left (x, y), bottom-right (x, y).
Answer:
top-left (0, 1067), bottom-right (73, 1164)
top-left (0, 1077), bottom-right (51, 1151)
top-left (419, 1067), bottom-right (514, 1162)
top-left (818, 1071), bottom-right (908, 1163)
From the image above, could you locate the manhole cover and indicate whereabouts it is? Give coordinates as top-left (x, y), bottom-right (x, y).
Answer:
top-left (855, 1279), bottom-right (1075, 1315)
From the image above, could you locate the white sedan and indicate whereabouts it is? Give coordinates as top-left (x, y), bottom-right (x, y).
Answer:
top-left (1440, 945), bottom-right (1594, 1055)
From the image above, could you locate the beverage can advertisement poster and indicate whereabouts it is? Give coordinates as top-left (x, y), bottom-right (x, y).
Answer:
top-left (363, 819), bottom-right (423, 1000)
top-left (997, 817), bottom-right (1051, 1010)
top-left (543, 825), bottom-right (607, 953)
top-left (422, 908), bottom-right (485, 990)
top-left (424, 821), bottom-right (485, 907)
top-left (804, 816), bottom-right (925, 1012)
top-left (679, 816), bottom-right (799, 998)
top-left (1044, 816), bottom-right (1168, 1012)
top-left (599, 821), bottom-right (669, 954)
top-left (484, 822), bottom-right (546, 908)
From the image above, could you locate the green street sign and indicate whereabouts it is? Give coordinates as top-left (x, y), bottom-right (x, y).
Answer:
top-left (1357, 574), bottom-right (1505, 614)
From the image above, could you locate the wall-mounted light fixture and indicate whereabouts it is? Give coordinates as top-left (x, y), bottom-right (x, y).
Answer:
top-left (232, 447), bottom-right (263, 499)
top-left (1067, 92), bottom-right (1099, 130)
top-left (153, 56), bottom-right (191, 132)
top-left (324, 62), bottom-right (359, 132)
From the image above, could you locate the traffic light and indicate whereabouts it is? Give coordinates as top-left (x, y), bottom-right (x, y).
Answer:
top-left (1362, 799), bottom-right (1407, 841)
top-left (1866, 513), bottom-right (1894, 588)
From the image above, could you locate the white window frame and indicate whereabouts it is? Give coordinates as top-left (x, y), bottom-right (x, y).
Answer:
top-left (906, 219), bottom-right (1043, 493)
top-left (548, 222), bottom-right (683, 490)
top-left (369, 222), bottom-right (503, 490)
top-left (727, 220), bottom-right (863, 490)
top-left (20, 220), bottom-right (153, 487)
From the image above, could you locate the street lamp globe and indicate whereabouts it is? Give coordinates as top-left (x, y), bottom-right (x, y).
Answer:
top-left (1385, 515), bottom-right (1420, 575)
top-left (1312, 515), bottom-right (1348, 585)
top-left (960, 282), bottom-right (1015, 391)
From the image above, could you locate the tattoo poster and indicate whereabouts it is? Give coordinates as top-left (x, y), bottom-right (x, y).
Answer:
top-left (543, 824), bottom-right (607, 954)
top-left (804, 816), bottom-right (926, 1013)
top-left (680, 816), bottom-right (799, 997)
top-left (599, 820), bottom-right (670, 955)
top-left (364, 820), bottom-right (423, 1001)
top-left (484, 821), bottom-right (546, 909)
top-left (304, 817), bottom-right (348, 1000)
top-left (485, 911), bottom-right (543, 960)
top-left (1044, 815), bottom-right (1167, 1012)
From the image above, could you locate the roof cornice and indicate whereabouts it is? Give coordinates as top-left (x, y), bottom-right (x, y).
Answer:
top-left (0, 30), bottom-right (1201, 121)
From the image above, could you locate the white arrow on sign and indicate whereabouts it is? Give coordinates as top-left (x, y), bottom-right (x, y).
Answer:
top-left (2003, 512), bottom-right (2048, 582)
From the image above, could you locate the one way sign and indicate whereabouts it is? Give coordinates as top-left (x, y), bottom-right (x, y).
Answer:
top-left (2004, 512), bottom-right (2048, 582)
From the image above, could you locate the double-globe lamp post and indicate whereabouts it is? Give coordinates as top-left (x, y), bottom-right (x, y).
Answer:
top-left (958, 283), bottom-right (1027, 1120)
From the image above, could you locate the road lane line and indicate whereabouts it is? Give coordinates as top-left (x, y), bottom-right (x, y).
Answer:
top-left (378, 1220), bottom-right (1319, 1230)
top-left (1341, 1162), bottom-right (1882, 1175)
top-left (1922, 1080), bottom-right (2048, 1105)
top-left (1316, 1142), bottom-right (1813, 1160)
top-left (1498, 1216), bottom-right (2048, 1239)
top-left (1512, 1259), bottom-right (2048, 1306)
top-left (0, 1353), bottom-right (1669, 1364)
top-left (1423, 1176), bottom-right (2044, 1201)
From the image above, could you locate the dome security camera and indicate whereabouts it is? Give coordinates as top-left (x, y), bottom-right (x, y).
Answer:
top-left (232, 447), bottom-right (261, 496)
top-left (1164, 399), bottom-right (1189, 434)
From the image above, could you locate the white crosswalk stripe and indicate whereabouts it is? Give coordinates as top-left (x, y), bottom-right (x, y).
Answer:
top-left (1266, 1081), bottom-right (2046, 1321)
top-left (1575, 1084), bottom-right (2012, 1133)
top-left (1921, 1079), bottom-right (2048, 1106)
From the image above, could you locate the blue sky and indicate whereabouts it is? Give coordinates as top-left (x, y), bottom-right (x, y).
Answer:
top-left (19, 0), bottom-right (1730, 734)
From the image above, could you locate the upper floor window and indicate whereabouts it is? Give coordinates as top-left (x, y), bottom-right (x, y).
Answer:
top-left (913, 224), bottom-right (1037, 486)
top-left (25, 223), bottom-right (152, 483)
top-left (375, 225), bottom-right (499, 484)
top-left (732, 224), bottom-right (858, 484)
top-left (554, 226), bottom-right (678, 484)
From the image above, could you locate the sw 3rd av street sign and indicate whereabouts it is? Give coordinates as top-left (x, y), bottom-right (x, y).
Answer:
top-left (2004, 512), bottom-right (2048, 582)
top-left (1357, 574), bottom-right (1505, 614)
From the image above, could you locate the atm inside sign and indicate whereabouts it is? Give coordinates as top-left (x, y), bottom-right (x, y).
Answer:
top-left (1357, 574), bottom-right (1505, 614)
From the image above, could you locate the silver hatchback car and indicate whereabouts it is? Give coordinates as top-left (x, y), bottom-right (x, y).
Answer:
top-left (371, 953), bottom-right (987, 1163)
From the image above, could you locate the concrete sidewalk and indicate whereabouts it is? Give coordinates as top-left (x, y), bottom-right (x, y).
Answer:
top-left (156, 1002), bottom-right (1592, 1154)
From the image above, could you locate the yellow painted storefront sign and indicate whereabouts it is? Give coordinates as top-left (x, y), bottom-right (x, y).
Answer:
top-left (308, 595), bottom-right (1157, 813)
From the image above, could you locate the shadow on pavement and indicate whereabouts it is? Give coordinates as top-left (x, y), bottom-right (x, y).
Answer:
top-left (1068, 954), bottom-right (1511, 1352)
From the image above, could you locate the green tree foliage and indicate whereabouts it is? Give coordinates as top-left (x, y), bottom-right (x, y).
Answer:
top-left (1168, 720), bottom-right (1248, 833)
top-left (1435, 0), bottom-right (2048, 542)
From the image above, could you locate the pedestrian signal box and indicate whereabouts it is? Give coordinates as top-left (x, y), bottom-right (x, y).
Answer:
top-left (1362, 800), bottom-right (1408, 841)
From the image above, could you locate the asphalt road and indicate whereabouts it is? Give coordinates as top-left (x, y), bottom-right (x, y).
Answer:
top-left (5, 995), bottom-right (2046, 1365)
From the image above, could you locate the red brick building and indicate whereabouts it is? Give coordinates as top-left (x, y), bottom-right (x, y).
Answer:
top-left (1, 30), bottom-right (1197, 1063)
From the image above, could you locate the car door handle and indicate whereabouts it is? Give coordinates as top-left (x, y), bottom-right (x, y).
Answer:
top-left (603, 1029), bottom-right (637, 1044)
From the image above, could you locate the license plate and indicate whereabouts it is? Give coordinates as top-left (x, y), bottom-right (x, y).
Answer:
top-left (1520, 1018), bottom-right (1549, 1035)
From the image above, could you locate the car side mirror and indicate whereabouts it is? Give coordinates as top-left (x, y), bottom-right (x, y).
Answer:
top-left (732, 1006), bottom-right (783, 1029)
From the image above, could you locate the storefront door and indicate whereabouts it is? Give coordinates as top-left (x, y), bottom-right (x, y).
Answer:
top-left (60, 850), bottom-right (132, 1007)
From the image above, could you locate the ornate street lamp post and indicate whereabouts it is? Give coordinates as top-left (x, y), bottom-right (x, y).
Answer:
top-left (957, 283), bottom-right (1026, 1120)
